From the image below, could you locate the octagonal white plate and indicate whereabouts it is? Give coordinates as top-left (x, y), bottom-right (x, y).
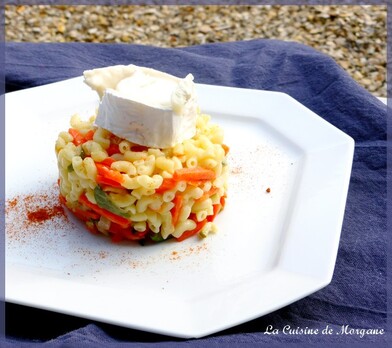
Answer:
top-left (5, 77), bottom-right (354, 338)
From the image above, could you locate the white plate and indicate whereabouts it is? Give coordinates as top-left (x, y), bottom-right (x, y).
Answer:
top-left (5, 77), bottom-right (354, 338)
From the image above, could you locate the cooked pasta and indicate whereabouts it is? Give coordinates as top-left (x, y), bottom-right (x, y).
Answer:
top-left (55, 111), bottom-right (228, 243)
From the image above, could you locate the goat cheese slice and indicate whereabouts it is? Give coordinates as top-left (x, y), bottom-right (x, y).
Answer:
top-left (83, 65), bottom-right (198, 148)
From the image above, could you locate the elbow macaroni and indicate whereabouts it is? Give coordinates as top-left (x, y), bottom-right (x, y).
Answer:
top-left (56, 111), bottom-right (228, 242)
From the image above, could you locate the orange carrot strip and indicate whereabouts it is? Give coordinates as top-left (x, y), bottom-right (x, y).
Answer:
top-left (222, 144), bottom-right (230, 155)
top-left (78, 194), bottom-right (130, 228)
top-left (171, 195), bottom-right (183, 227)
top-left (96, 174), bottom-right (124, 189)
top-left (68, 128), bottom-right (95, 145)
top-left (84, 130), bottom-right (95, 141)
top-left (96, 163), bottom-right (124, 184)
top-left (155, 178), bottom-right (178, 193)
top-left (68, 128), bottom-right (85, 146)
top-left (100, 157), bottom-right (116, 167)
top-left (173, 167), bottom-right (216, 182)
top-left (220, 195), bottom-right (226, 210)
top-left (176, 219), bottom-right (207, 242)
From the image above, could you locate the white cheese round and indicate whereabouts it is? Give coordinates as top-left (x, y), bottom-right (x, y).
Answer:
top-left (83, 65), bottom-right (199, 148)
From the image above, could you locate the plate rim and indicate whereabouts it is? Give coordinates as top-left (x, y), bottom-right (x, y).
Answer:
top-left (5, 77), bottom-right (354, 338)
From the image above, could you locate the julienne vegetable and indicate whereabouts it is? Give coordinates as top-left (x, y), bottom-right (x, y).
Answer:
top-left (93, 186), bottom-right (129, 218)
top-left (172, 167), bottom-right (216, 182)
top-left (176, 219), bottom-right (207, 242)
top-left (68, 128), bottom-right (94, 146)
top-left (95, 163), bottom-right (125, 188)
top-left (78, 193), bottom-right (131, 228)
top-left (56, 112), bottom-right (229, 244)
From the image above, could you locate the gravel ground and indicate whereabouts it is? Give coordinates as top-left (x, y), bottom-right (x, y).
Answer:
top-left (5, 5), bottom-right (387, 97)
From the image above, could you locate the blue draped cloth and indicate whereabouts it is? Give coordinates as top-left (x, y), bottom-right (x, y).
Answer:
top-left (3, 39), bottom-right (387, 346)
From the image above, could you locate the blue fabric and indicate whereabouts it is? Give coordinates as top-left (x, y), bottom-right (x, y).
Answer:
top-left (3, 40), bottom-right (387, 346)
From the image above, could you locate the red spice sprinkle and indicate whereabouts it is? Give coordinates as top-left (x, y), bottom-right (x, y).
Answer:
top-left (169, 242), bottom-right (208, 261)
top-left (8, 198), bottom-right (17, 209)
top-left (6, 184), bottom-right (70, 241)
top-left (27, 205), bottom-right (64, 224)
top-left (231, 166), bottom-right (242, 175)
